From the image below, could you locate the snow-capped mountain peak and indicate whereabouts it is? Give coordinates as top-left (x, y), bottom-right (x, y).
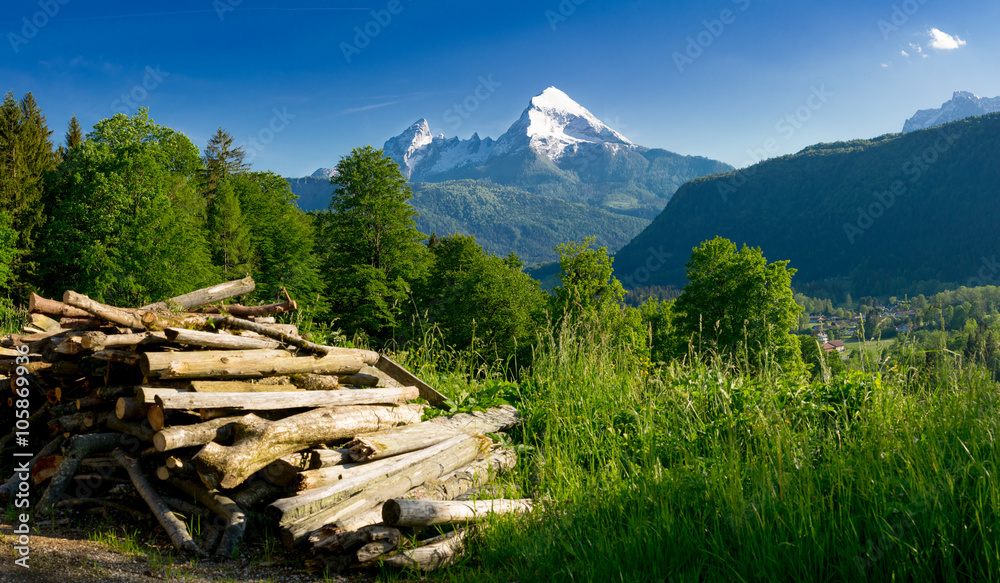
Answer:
top-left (495, 87), bottom-right (634, 160)
top-left (903, 90), bottom-right (1000, 132)
top-left (382, 118), bottom-right (434, 177)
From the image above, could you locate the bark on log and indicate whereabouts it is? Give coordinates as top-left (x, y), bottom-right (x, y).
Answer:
top-left (208, 315), bottom-right (377, 362)
top-left (355, 527), bottom-right (402, 562)
top-left (194, 404), bottom-right (424, 490)
top-left (159, 353), bottom-right (366, 380)
top-left (230, 480), bottom-right (287, 508)
top-left (140, 276), bottom-right (256, 312)
top-left (155, 386), bottom-right (418, 411)
top-left (136, 387), bottom-right (192, 405)
top-left (381, 529), bottom-right (467, 571)
top-left (289, 374), bottom-right (340, 391)
top-left (75, 396), bottom-right (105, 410)
top-left (275, 434), bottom-right (487, 546)
top-left (190, 380), bottom-right (302, 393)
top-left (337, 373), bottom-right (379, 387)
top-left (62, 291), bottom-right (145, 328)
top-left (92, 349), bottom-right (140, 366)
top-left (112, 449), bottom-right (206, 556)
top-left (153, 416), bottom-right (238, 452)
top-left (347, 405), bottom-right (519, 462)
top-left (47, 411), bottom-right (104, 434)
top-left (192, 300), bottom-right (297, 317)
top-left (164, 328), bottom-right (283, 350)
top-left (36, 433), bottom-right (129, 513)
top-left (80, 331), bottom-right (167, 350)
top-left (383, 498), bottom-right (533, 528)
top-left (263, 448), bottom-right (352, 486)
top-left (116, 397), bottom-right (151, 420)
top-left (140, 349), bottom-right (295, 377)
top-left (29, 293), bottom-right (93, 319)
top-left (373, 355), bottom-right (447, 407)
top-left (396, 447), bottom-right (518, 504)
top-left (105, 417), bottom-right (156, 443)
top-left (168, 478), bottom-right (247, 558)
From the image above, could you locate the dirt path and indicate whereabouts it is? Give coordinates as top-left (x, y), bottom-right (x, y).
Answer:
top-left (0, 520), bottom-right (375, 583)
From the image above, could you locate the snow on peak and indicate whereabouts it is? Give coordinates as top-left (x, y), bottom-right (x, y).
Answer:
top-left (903, 90), bottom-right (1000, 132)
top-left (497, 86), bottom-right (634, 160)
top-left (383, 118), bottom-right (434, 177)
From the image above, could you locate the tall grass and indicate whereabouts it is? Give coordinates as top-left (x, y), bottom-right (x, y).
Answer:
top-left (0, 297), bottom-right (26, 335)
top-left (421, 319), bottom-right (1000, 582)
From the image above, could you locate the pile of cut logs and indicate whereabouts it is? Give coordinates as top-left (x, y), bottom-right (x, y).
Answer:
top-left (0, 278), bottom-right (531, 571)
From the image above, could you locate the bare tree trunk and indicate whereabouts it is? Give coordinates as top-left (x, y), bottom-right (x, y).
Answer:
top-left (153, 416), bottom-right (239, 452)
top-left (164, 328), bottom-right (282, 350)
top-left (28, 293), bottom-right (93, 319)
top-left (36, 433), bottom-right (130, 513)
top-left (373, 355), bottom-right (447, 407)
top-left (140, 349), bottom-right (295, 377)
top-left (168, 478), bottom-right (247, 558)
top-left (383, 498), bottom-right (533, 527)
top-left (62, 291), bottom-right (145, 328)
top-left (112, 449), bottom-right (206, 556)
top-left (155, 386), bottom-right (418, 411)
top-left (194, 404), bottom-right (424, 490)
top-left (381, 529), bottom-right (468, 571)
top-left (140, 276), bottom-right (255, 312)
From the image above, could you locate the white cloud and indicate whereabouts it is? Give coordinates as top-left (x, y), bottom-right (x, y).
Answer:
top-left (900, 49), bottom-right (909, 57)
top-left (928, 28), bottom-right (966, 50)
top-left (881, 62), bottom-right (890, 68)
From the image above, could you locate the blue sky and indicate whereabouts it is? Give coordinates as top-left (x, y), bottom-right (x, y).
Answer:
top-left (2, 0), bottom-right (998, 177)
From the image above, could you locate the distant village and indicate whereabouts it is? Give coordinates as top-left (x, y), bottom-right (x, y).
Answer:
top-left (804, 303), bottom-right (915, 355)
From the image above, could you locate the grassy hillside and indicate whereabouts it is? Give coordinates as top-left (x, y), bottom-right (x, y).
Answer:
top-left (613, 113), bottom-right (1000, 296)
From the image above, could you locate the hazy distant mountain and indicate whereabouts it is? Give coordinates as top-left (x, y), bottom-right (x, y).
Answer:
top-left (614, 113), bottom-right (1000, 296)
top-left (903, 91), bottom-right (1000, 132)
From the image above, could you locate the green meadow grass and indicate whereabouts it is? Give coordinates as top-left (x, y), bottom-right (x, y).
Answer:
top-left (400, 321), bottom-right (1000, 582)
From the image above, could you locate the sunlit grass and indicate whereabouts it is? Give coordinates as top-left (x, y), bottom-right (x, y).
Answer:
top-left (402, 318), bottom-right (1000, 582)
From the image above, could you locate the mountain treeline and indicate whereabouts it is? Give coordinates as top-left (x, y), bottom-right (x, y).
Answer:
top-left (614, 113), bottom-right (1000, 298)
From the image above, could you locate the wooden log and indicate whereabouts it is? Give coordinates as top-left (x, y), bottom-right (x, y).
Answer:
top-left (194, 404), bottom-right (424, 490)
top-left (155, 386), bottom-right (419, 411)
top-left (29, 313), bottom-right (63, 333)
top-left (356, 526), bottom-right (402, 563)
top-left (75, 396), bottom-right (104, 410)
top-left (164, 328), bottom-right (282, 350)
top-left (105, 417), bottom-right (156, 443)
top-left (230, 480), bottom-right (288, 508)
top-left (0, 435), bottom-right (64, 504)
top-left (190, 380), bottom-right (303, 393)
top-left (337, 373), bottom-right (378, 387)
top-left (289, 373), bottom-right (339, 391)
top-left (97, 385), bottom-right (138, 401)
top-left (28, 293), bottom-right (92, 319)
top-left (208, 315), bottom-right (378, 362)
top-left (263, 448), bottom-right (352, 486)
top-left (159, 353), bottom-right (366, 380)
top-left (47, 411), bottom-right (103, 434)
top-left (115, 397), bottom-right (151, 420)
top-left (80, 330), bottom-right (167, 350)
top-left (135, 387), bottom-right (192, 405)
top-left (140, 349), bottom-right (295, 377)
top-left (92, 349), bottom-right (140, 366)
top-left (409, 448), bottom-right (518, 501)
top-left (346, 405), bottom-right (519, 462)
top-left (274, 433), bottom-right (487, 545)
top-left (36, 433), bottom-right (129, 513)
top-left (383, 498), bottom-right (533, 528)
top-left (381, 529), bottom-right (467, 571)
top-left (192, 300), bottom-right (297, 318)
top-left (168, 478), bottom-right (247, 558)
top-left (140, 276), bottom-right (256, 312)
top-left (112, 449), bottom-right (206, 556)
top-left (153, 416), bottom-right (239, 452)
top-left (373, 355), bottom-right (446, 407)
top-left (62, 291), bottom-right (145, 328)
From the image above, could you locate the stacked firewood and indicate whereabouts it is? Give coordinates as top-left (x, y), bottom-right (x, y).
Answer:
top-left (0, 278), bottom-right (529, 571)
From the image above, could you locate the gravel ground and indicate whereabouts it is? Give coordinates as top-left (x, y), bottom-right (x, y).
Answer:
top-left (0, 519), bottom-right (380, 583)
